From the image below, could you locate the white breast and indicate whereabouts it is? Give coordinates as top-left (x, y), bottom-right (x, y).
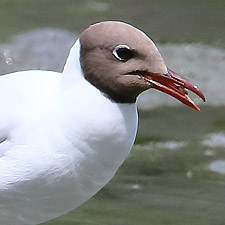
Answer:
top-left (0, 41), bottom-right (138, 225)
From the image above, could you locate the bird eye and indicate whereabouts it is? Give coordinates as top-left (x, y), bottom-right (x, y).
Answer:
top-left (112, 45), bottom-right (134, 62)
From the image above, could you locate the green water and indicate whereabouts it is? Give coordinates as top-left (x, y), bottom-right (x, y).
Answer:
top-left (0, 0), bottom-right (225, 45)
top-left (0, 0), bottom-right (225, 224)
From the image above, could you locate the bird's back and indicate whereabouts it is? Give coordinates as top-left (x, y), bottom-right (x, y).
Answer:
top-left (0, 70), bottom-right (63, 225)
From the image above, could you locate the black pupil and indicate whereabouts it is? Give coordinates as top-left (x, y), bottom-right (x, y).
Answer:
top-left (116, 48), bottom-right (133, 61)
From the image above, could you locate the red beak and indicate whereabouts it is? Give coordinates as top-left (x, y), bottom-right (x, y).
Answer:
top-left (141, 69), bottom-right (206, 111)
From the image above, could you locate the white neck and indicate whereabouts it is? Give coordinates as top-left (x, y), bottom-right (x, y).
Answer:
top-left (61, 39), bottom-right (84, 86)
top-left (57, 39), bottom-right (139, 208)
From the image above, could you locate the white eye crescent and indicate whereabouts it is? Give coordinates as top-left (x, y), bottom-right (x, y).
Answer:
top-left (112, 44), bottom-right (134, 61)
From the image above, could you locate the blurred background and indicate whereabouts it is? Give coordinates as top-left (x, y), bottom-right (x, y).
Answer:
top-left (0, 0), bottom-right (225, 224)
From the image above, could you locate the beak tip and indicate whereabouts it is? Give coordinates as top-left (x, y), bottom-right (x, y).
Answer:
top-left (198, 90), bottom-right (206, 103)
top-left (203, 96), bottom-right (206, 102)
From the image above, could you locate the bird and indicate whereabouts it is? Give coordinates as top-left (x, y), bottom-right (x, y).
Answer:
top-left (0, 21), bottom-right (205, 225)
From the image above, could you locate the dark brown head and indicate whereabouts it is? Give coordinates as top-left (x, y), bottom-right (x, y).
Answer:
top-left (79, 21), bottom-right (205, 109)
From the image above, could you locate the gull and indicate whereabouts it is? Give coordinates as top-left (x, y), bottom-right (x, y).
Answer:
top-left (0, 21), bottom-right (205, 225)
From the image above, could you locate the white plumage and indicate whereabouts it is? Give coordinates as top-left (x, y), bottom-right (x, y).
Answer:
top-left (0, 21), bottom-right (205, 225)
top-left (0, 40), bottom-right (138, 225)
